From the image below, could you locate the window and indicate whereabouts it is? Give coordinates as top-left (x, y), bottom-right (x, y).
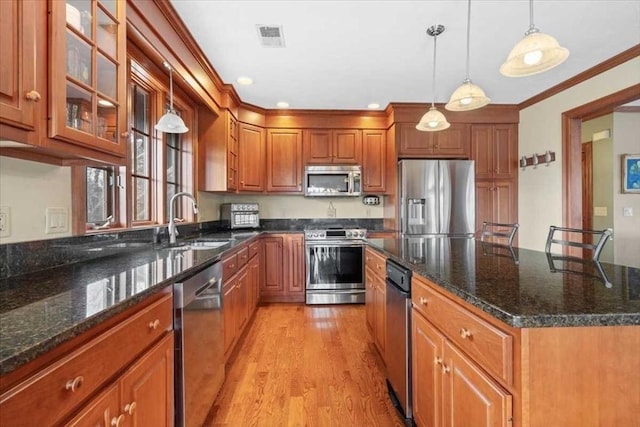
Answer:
top-left (75, 57), bottom-right (195, 234)
top-left (131, 83), bottom-right (153, 223)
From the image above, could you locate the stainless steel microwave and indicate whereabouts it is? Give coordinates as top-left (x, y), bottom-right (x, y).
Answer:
top-left (304, 165), bottom-right (362, 197)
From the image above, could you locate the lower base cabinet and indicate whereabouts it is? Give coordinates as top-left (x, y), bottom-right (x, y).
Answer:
top-left (260, 234), bottom-right (305, 303)
top-left (66, 333), bottom-right (174, 427)
top-left (364, 247), bottom-right (386, 361)
top-left (412, 312), bottom-right (512, 427)
top-left (0, 292), bottom-right (174, 427)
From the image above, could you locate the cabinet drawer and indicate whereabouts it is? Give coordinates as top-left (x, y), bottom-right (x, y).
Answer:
top-left (248, 241), bottom-right (259, 259)
top-left (223, 253), bottom-right (238, 279)
top-left (237, 247), bottom-right (249, 268)
top-left (0, 294), bottom-right (173, 427)
top-left (365, 248), bottom-right (385, 277)
top-left (411, 277), bottom-right (513, 385)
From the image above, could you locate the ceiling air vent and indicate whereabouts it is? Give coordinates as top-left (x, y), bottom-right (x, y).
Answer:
top-left (256, 25), bottom-right (285, 48)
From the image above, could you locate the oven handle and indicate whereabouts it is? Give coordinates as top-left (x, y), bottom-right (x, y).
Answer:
top-left (305, 241), bottom-right (364, 248)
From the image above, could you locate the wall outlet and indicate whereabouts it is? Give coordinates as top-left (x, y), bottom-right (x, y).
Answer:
top-left (0, 206), bottom-right (10, 238)
top-left (594, 206), bottom-right (608, 217)
top-left (327, 202), bottom-right (336, 218)
top-left (623, 207), bottom-right (633, 217)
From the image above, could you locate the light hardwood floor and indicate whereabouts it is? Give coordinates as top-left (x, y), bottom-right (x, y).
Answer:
top-left (205, 304), bottom-right (405, 427)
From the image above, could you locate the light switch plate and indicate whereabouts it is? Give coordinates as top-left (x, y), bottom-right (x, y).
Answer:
top-left (45, 207), bottom-right (69, 234)
top-left (623, 207), bottom-right (633, 217)
top-left (594, 206), bottom-right (608, 217)
top-left (0, 206), bottom-right (10, 238)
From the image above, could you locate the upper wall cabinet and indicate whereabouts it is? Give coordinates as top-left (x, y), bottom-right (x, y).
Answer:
top-left (0, 0), bottom-right (40, 143)
top-left (266, 129), bottom-right (303, 193)
top-left (303, 129), bottom-right (362, 165)
top-left (471, 124), bottom-right (517, 180)
top-left (238, 123), bottom-right (265, 192)
top-left (398, 123), bottom-right (470, 158)
top-left (199, 109), bottom-right (238, 192)
top-left (48, 0), bottom-right (127, 157)
top-left (362, 129), bottom-right (387, 193)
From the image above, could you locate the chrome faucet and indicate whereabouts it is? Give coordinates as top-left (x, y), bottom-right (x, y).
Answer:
top-left (168, 192), bottom-right (198, 245)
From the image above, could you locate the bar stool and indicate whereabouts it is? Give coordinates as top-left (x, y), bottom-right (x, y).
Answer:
top-left (545, 226), bottom-right (613, 287)
top-left (480, 222), bottom-right (520, 264)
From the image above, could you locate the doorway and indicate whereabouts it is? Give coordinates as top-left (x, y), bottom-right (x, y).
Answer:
top-left (561, 84), bottom-right (640, 256)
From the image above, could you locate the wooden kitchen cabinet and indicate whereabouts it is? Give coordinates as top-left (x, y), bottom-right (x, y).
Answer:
top-left (266, 129), bottom-right (303, 193)
top-left (0, 292), bottom-right (174, 427)
top-left (303, 129), bottom-right (362, 164)
top-left (364, 247), bottom-right (386, 360)
top-left (475, 180), bottom-right (517, 236)
top-left (411, 276), bottom-right (513, 427)
top-left (398, 123), bottom-right (470, 158)
top-left (48, 0), bottom-right (128, 157)
top-left (199, 109), bottom-right (238, 192)
top-left (64, 383), bottom-right (120, 427)
top-left (0, 0), bottom-right (41, 145)
top-left (260, 233), bottom-right (306, 302)
top-left (362, 129), bottom-right (387, 193)
top-left (238, 122), bottom-right (265, 192)
top-left (471, 124), bottom-right (517, 180)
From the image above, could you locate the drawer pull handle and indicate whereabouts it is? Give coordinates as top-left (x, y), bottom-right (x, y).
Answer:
top-left (111, 414), bottom-right (125, 427)
top-left (124, 401), bottom-right (137, 415)
top-left (460, 328), bottom-right (472, 339)
top-left (419, 297), bottom-right (428, 305)
top-left (25, 90), bottom-right (41, 102)
top-left (65, 375), bottom-right (84, 392)
top-left (148, 319), bottom-right (161, 330)
top-left (441, 363), bottom-right (450, 374)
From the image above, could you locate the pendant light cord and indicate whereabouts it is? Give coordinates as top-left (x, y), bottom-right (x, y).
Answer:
top-left (169, 68), bottom-right (174, 110)
top-left (529, 0), bottom-right (535, 30)
top-left (465, 0), bottom-right (471, 80)
top-left (431, 33), bottom-right (437, 108)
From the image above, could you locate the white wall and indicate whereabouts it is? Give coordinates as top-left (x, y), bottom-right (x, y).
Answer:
top-left (0, 157), bottom-right (72, 243)
top-left (612, 112), bottom-right (640, 267)
top-left (518, 57), bottom-right (640, 251)
top-left (197, 192), bottom-right (383, 221)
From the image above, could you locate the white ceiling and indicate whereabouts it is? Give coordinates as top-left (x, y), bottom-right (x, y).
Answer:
top-left (169, 0), bottom-right (640, 110)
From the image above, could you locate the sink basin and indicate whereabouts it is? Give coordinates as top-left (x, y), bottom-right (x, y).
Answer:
top-left (166, 240), bottom-right (231, 251)
top-left (105, 242), bottom-right (150, 249)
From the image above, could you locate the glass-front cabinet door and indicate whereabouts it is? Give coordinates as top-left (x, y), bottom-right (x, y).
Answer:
top-left (49, 0), bottom-right (126, 157)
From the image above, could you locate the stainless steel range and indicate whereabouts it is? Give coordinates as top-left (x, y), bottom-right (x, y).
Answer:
top-left (304, 227), bottom-right (366, 304)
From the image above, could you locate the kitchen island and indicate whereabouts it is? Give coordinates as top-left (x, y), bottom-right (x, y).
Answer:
top-left (366, 237), bottom-right (639, 427)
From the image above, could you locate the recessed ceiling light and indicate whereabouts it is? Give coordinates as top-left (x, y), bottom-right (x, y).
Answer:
top-left (276, 101), bottom-right (289, 108)
top-left (367, 103), bottom-right (380, 109)
top-left (236, 76), bottom-right (253, 85)
top-left (98, 99), bottom-right (115, 107)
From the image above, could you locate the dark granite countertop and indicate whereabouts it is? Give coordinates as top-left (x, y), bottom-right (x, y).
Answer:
top-left (0, 232), bottom-right (260, 376)
top-left (367, 237), bottom-right (640, 329)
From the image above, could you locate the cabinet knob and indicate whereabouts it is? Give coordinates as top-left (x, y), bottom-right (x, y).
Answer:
top-left (25, 90), bottom-right (41, 102)
top-left (419, 297), bottom-right (428, 305)
top-left (124, 401), bottom-right (137, 415)
top-left (434, 357), bottom-right (442, 366)
top-left (441, 363), bottom-right (450, 374)
top-left (111, 414), bottom-right (125, 427)
top-left (120, 132), bottom-right (130, 139)
top-left (460, 328), bottom-right (472, 339)
top-left (65, 375), bottom-right (84, 392)
top-left (148, 319), bottom-right (161, 330)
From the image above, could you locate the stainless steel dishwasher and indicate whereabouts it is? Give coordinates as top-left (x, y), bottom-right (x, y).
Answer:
top-left (174, 261), bottom-right (224, 427)
top-left (385, 259), bottom-right (413, 425)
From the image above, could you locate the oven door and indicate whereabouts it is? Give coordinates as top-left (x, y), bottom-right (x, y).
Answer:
top-left (305, 241), bottom-right (364, 290)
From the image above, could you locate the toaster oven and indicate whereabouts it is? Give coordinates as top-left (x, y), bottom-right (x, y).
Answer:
top-left (220, 203), bottom-right (260, 229)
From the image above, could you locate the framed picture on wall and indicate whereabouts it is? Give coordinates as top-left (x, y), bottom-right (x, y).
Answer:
top-left (622, 154), bottom-right (640, 193)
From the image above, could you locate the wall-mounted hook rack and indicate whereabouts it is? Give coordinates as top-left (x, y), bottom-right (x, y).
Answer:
top-left (520, 151), bottom-right (555, 170)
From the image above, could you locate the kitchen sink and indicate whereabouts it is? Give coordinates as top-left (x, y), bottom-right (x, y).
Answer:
top-left (166, 240), bottom-right (232, 251)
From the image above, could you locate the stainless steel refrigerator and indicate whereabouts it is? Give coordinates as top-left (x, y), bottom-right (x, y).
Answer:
top-left (399, 159), bottom-right (475, 236)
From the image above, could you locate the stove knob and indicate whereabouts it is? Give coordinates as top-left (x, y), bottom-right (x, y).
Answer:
top-left (346, 231), bottom-right (352, 238)
top-left (359, 231), bottom-right (365, 238)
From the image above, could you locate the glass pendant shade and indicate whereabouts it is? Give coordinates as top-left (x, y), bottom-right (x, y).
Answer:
top-left (416, 106), bottom-right (450, 132)
top-left (501, 26), bottom-right (569, 77)
top-left (445, 79), bottom-right (490, 111)
top-left (155, 110), bottom-right (188, 133)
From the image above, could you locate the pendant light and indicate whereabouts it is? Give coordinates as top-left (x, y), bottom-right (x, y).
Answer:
top-left (416, 25), bottom-right (450, 132)
top-left (445, 0), bottom-right (490, 111)
top-left (500, 0), bottom-right (569, 77)
top-left (155, 62), bottom-right (189, 134)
